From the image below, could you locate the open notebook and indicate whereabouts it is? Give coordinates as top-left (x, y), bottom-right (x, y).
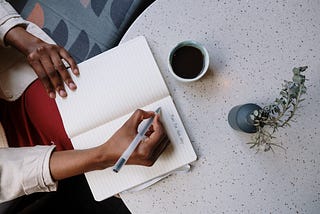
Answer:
top-left (56, 36), bottom-right (197, 201)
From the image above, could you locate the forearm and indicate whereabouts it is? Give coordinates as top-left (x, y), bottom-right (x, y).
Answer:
top-left (49, 144), bottom-right (114, 181)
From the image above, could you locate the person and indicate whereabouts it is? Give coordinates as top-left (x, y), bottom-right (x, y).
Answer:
top-left (0, 1), bottom-right (168, 212)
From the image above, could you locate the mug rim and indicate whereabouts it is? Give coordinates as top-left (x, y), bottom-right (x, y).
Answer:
top-left (168, 40), bottom-right (209, 82)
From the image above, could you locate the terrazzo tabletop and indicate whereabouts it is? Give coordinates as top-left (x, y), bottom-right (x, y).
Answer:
top-left (119, 0), bottom-right (320, 213)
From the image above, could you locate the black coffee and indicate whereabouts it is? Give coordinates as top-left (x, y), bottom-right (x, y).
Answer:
top-left (171, 45), bottom-right (204, 79)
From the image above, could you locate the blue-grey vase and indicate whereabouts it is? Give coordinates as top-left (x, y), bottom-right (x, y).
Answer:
top-left (227, 103), bottom-right (262, 133)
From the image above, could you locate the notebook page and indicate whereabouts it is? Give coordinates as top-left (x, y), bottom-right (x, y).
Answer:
top-left (56, 36), bottom-right (169, 138)
top-left (71, 96), bottom-right (197, 201)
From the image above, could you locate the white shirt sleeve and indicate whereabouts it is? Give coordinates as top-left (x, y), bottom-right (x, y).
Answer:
top-left (0, 2), bottom-right (60, 203)
top-left (0, 145), bottom-right (58, 203)
top-left (0, 0), bottom-right (29, 47)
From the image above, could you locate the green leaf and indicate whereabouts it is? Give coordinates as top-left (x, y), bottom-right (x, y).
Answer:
top-left (293, 67), bottom-right (299, 74)
top-left (293, 75), bottom-right (304, 84)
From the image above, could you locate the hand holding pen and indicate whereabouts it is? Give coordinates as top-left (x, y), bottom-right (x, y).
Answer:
top-left (48, 108), bottom-right (169, 181)
top-left (106, 108), bottom-right (169, 172)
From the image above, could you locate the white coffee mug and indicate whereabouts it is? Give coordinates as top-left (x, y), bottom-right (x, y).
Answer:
top-left (168, 40), bottom-right (209, 82)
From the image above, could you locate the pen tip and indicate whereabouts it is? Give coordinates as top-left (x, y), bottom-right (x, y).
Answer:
top-left (155, 107), bottom-right (161, 114)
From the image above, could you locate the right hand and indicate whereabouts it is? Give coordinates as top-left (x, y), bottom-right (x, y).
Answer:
top-left (49, 109), bottom-right (169, 181)
top-left (103, 109), bottom-right (170, 167)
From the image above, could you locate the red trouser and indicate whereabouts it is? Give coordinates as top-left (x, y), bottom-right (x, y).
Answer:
top-left (0, 79), bottom-right (73, 151)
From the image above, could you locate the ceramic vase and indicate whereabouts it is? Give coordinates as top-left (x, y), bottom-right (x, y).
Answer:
top-left (227, 103), bottom-right (262, 133)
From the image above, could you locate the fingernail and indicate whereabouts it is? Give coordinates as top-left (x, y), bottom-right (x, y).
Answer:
top-left (59, 90), bottom-right (67, 97)
top-left (49, 92), bottom-right (56, 99)
top-left (68, 82), bottom-right (77, 90)
top-left (73, 68), bottom-right (79, 75)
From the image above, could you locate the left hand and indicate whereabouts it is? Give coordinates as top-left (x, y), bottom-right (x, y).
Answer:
top-left (4, 26), bottom-right (79, 98)
top-left (26, 41), bottom-right (79, 98)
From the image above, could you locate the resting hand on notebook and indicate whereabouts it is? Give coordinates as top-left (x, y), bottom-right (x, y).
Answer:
top-left (4, 26), bottom-right (79, 99)
top-left (49, 109), bottom-right (169, 180)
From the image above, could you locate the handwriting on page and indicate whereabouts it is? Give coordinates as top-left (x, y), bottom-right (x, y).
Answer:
top-left (170, 114), bottom-right (184, 145)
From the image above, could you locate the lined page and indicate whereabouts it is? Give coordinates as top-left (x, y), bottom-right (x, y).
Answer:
top-left (71, 96), bottom-right (197, 201)
top-left (56, 36), bottom-right (169, 138)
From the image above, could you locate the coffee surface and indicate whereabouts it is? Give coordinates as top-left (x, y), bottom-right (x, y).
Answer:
top-left (171, 46), bottom-right (204, 79)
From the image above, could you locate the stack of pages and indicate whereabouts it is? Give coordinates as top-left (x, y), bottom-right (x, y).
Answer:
top-left (56, 36), bottom-right (197, 201)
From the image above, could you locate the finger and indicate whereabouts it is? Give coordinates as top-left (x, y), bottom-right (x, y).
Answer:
top-left (139, 115), bottom-right (165, 152)
top-left (140, 134), bottom-right (169, 166)
top-left (59, 48), bottom-right (79, 76)
top-left (145, 128), bottom-right (153, 137)
top-left (40, 55), bottom-right (67, 97)
top-left (130, 109), bottom-right (155, 129)
top-left (51, 53), bottom-right (77, 91)
top-left (149, 114), bottom-right (164, 139)
top-left (29, 60), bottom-right (55, 98)
top-left (151, 134), bottom-right (170, 161)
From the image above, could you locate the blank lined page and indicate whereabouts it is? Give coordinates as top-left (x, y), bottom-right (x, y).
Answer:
top-left (56, 36), bottom-right (169, 138)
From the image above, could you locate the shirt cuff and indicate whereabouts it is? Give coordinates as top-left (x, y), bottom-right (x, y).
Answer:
top-left (22, 145), bottom-right (58, 195)
top-left (0, 16), bottom-right (29, 47)
top-left (0, 0), bottom-right (29, 47)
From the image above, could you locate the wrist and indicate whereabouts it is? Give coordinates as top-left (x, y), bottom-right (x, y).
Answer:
top-left (4, 26), bottom-right (44, 55)
top-left (93, 142), bottom-right (117, 170)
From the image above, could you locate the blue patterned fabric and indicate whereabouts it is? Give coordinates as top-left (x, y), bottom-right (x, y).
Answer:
top-left (8, 0), bottom-right (154, 63)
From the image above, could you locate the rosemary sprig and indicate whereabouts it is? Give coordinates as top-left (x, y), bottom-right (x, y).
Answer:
top-left (249, 66), bottom-right (308, 152)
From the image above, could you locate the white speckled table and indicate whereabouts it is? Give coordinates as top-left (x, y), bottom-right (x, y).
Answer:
top-left (119, 0), bottom-right (320, 213)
